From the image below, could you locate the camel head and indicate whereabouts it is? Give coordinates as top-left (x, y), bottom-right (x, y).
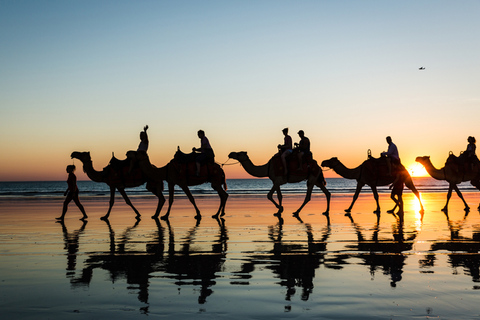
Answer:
top-left (415, 156), bottom-right (431, 166)
top-left (228, 151), bottom-right (248, 161)
top-left (71, 151), bottom-right (92, 163)
top-left (321, 157), bottom-right (339, 168)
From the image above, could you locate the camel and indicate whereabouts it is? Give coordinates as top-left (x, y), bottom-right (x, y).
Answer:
top-left (228, 151), bottom-right (331, 216)
top-left (71, 151), bottom-right (158, 220)
top-left (321, 157), bottom-right (424, 214)
top-left (135, 150), bottom-right (228, 220)
top-left (415, 155), bottom-right (480, 212)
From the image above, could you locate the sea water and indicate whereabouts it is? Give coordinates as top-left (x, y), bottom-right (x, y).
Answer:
top-left (0, 177), bottom-right (470, 199)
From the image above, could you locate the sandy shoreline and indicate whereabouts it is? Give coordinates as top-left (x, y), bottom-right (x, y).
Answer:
top-left (2, 192), bottom-right (480, 319)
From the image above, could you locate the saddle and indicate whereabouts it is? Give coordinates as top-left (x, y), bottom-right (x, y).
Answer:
top-left (445, 153), bottom-right (480, 176)
top-left (171, 148), bottom-right (217, 182)
top-left (271, 149), bottom-right (318, 176)
top-left (103, 152), bottom-right (144, 185)
top-left (364, 155), bottom-right (403, 178)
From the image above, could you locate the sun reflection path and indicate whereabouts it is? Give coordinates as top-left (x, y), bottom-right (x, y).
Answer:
top-left (409, 192), bottom-right (424, 230)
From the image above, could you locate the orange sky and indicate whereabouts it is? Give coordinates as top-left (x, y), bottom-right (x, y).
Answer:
top-left (1, 2), bottom-right (479, 181)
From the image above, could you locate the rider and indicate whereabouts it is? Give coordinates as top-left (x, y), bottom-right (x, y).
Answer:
top-left (295, 130), bottom-right (311, 170)
top-left (193, 130), bottom-right (215, 176)
top-left (460, 136), bottom-right (477, 170)
top-left (128, 125), bottom-right (149, 173)
top-left (381, 136), bottom-right (400, 176)
top-left (278, 128), bottom-right (293, 175)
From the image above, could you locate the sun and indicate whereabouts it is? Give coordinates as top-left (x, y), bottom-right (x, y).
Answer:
top-left (406, 162), bottom-right (429, 177)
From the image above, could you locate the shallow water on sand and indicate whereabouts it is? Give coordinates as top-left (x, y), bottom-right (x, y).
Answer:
top-left (1, 193), bottom-right (480, 319)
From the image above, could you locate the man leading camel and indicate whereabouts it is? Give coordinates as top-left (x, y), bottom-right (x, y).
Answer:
top-left (381, 136), bottom-right (399, 176)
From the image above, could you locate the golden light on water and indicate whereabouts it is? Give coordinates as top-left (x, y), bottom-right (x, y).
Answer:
top-left (407, 163), bottom-right (429, 177)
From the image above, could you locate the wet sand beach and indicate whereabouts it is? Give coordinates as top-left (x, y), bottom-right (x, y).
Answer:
top-left (1, 192), bottom-right (480, 319)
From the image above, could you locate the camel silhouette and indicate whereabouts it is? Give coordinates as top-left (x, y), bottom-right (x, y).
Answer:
top-left (71, 151), bottom-right (157, 220)
top-left (416, 155), bottom-right (480, 212)
top-left (136, 150), bottom-right (228, 220)
top-left (321, 157), bottom-right (424, 214)
top-left (228, 151), bottom-right (330, 216)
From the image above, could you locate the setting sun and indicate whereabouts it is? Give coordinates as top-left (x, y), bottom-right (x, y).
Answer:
top-left (407, 162), bottom-right (429, 177)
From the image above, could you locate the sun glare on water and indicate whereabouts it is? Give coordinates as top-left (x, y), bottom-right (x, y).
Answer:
top-left (407, 163), bottom-right (429, 177)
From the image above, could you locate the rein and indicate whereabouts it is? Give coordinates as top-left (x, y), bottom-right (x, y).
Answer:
top-left (219, 158), bottom-right (240, 167)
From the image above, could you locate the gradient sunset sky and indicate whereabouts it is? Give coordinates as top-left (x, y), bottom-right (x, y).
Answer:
top-left (1, 1), bottom-right (479, 181)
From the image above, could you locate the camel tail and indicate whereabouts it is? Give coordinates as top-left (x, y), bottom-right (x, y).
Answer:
top-left (223, 176), bottom-right (228, 191)
top-left (318, 170), bottom-right (327, 186)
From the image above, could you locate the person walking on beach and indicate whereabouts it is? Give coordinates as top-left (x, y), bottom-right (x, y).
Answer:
top-left (193, 130), bottom-right (215, 176)
top-left (381, 136), bottom-right (399, 176)
top-left (278, 128), bottom-right (293, 175)
top-left (56, 165), bottom-right (87, 221)
top-left (295, 130), bottom-right (311, 170)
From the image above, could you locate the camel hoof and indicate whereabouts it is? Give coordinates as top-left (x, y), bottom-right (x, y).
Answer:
top-left (160, 215), bottom-right (169, 221)
top-left (100, 216), bottom-right (108, 221)
top-left (441, 207), bottom-right (448, 213)
top-left (373, 210), bottom-right (380, 214)
top-left (344, 209), bottom-right (351, 213)
top-left (465, 207), bottom-right (471, 212)
top-left (387, 209), bottom-right (395, 214)
top-left (212, 214), bottom-right (219, 219)
top-left (322, 211), bottom-right (329, 216)
top-left (195, 215), bottom-right (202, 220)
top-left (151, 215), bottom-right (159, 219)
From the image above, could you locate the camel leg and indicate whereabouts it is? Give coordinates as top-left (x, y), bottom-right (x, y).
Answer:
top-left (293, 182), bottom-right (314, 217)
top-left (118, 188), bottom-right (141, 219)
top-left (101, 187), bottom-right (116, 220)
top-left (212, 184), bottom-right (228, 219)
top-left (267, 184), bottom-right (283, 215)
top-left (162, 183), bottom-right (175, 220)
top-left (371, 185), bottom-right (380, 214)
top-left (442, 184), bottom-right (454, 212)
top-left (317, 180), bottom-right (331, 216)
top-left (453, 184), bottom-right (470, 212)
top-left (345, 183), bottom-right (364, 213)
top-left (181, 186), bottom-right (202, 219)
top-left (405, 178), bottom-right (424, 212)
top-left (152, 189), bottom-right (166, 219)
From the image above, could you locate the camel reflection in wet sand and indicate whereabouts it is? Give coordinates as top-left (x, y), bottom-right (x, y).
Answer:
top-left (57, 208), bottom-right (480, 312)
top-left (421, 211), bottom-right (480, 285)
top-left (344, 214), bottom-right (417, 287)
top-left (65, 217), bottom-right (227, 311)
top-left (233, 214), bottom-right (342, 301)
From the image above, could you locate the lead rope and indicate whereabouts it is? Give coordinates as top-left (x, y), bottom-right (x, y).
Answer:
top-left (219, 158), bottom-right (240, 167)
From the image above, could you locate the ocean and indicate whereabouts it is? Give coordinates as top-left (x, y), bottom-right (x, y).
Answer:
top-left (0, 177), bottom-right (474, 199)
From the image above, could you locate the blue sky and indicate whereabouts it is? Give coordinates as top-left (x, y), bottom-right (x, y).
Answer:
top-left (1, 0), bottom-right (479, 180)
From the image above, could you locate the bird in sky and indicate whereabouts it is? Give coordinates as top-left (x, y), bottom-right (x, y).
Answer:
top-left (419, 67), bottom-right (425, 70)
